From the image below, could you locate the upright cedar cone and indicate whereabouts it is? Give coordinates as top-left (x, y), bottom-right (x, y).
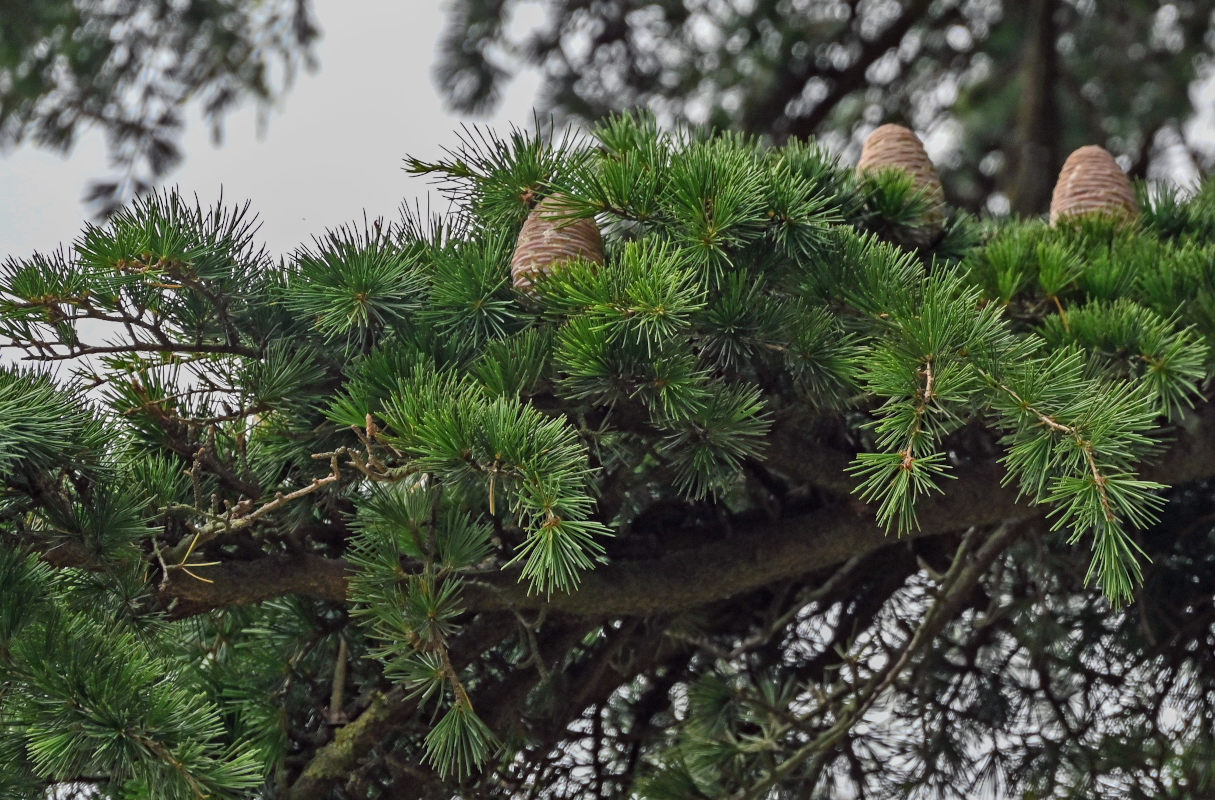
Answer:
top-left (1049, 145), bottom-right (1138, 225)
top-left (856, 123), bottom-right (946, 246)
top-left (510, 195), bottom-right (605, 294)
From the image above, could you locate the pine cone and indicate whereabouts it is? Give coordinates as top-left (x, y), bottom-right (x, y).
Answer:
top-left (856, 124), bottom-right (946, 245)
top-left (1049, 145), bottom-right (1138, 225)
top-left (510, 195), bottom-right (604, 295)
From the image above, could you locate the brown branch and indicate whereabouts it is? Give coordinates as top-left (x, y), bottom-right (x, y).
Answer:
top-left (131, 399), bottom-right (1215, 620)
top-left (150, 454), bottom-right (1022, 619)
top-left (466, 455), bottom-right (1030, 617)
top-left (157, 553), bottom-right (349, 619)
top-left (15, 340), bottom-right (258, 361)
top-left (144, 458), bottom-right (1017, 620)
top-left (285, 613), bottom-right (514, 800)
top-left (983, 370), bottom-right (1119, 521)
top-left (166, 449), bottom-right (381, 565)
top-left (286, 686), bottom-right (412, 799)
top-left (762, 425), bottom-right (858, 495)
top-left (327, 636), bottom-right (349, 726)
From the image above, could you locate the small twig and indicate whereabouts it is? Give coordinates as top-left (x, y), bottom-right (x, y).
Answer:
top-left (188, 447), bottom-right (205, 509)
top-left (737, 522), bottom-right (1023, 799)
top-left (168, 453), bottom-right (348, 563)
top-left (440, 645), bottom-right (473, 711)
top-left (1050, 294), bottom-right (1070, 332)
top-left (133, 733), bottom-right (210, 800)
top-left (230, 454), bottom-right (342, 532)
top-left (314, 445), bottom-right (401, 483)
top-left (898, 358), bottom-right (937, 472)
top-left (327, 636), bottom-right (350, 725)
top-left (151, 537), bottom-right (171, 590)
top-left (983, 370), bottom-right (1117, 522)
top-left (919, 358), bottom-right (935, 405)
top-left (512, 608), bottom-right (552, 682)
top-left (15, 340), bottom-right (258, 361)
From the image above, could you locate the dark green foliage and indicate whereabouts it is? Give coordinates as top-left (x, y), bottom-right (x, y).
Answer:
top-left (0, 369), bottom-right (105, 475)
top-left (1, 559), bottom-right (265, 799)
top-left (287, 223), bottom-right (429, 345)
top-left (405, 123), bottom-right (589, 227)
top-left (5, 116), bottom-right (1215, 799)
top-left (856, 167), bottom-right (939, 246)
top-left (423, 233), bottom-right (518, 347)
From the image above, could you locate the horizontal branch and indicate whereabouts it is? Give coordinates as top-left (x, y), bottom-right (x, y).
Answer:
top-left (16, 340), bottom-right (259, 361)
top-left (158, 553), bottom-right (348, 619)
top-left (148, 468), bottom-right (1012, 619)
top-left (464, 457), bottom-right (1029, 616)
top-left (763, 425), bottom-right (859, 495)
top-left (136, 402), bottom-right (1215, 619)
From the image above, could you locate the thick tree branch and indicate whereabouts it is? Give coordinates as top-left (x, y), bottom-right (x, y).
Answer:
top-left (150, 462), bottom-right (1016, 619)
top-left (285, 686), bottom-right (413, 800)
top-left (140, 403), bottom-right (1215, 619)
top-left (158, 553), bottom-right (348, 619)
top-left (465, 456), bottom-right (1029, 616)
top-left (763, 426), bottom-right (859, 495)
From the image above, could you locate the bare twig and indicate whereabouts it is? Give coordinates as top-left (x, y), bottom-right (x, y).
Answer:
top-left (736, 521), bottom-right (1024, 798)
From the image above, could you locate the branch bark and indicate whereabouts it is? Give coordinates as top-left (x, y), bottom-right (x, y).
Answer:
top-left (284, 613), bottom-right (514, 800)
top-left (466, 456), bottom-right (1029, 616)
top-left (149, 399), bottom-right (1215, 619)
top-left (151, 458), bottom-right (1020, 619)
top-left (158, 552), bottom-right (348, 619)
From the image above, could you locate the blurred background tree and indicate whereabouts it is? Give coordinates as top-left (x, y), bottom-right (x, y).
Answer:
top-left (0, 0), bottom-right (318, 217)
top-left (6, 1), bottom-right (1210, 219)
top-left (435, 0), bottom-right (1215, 214)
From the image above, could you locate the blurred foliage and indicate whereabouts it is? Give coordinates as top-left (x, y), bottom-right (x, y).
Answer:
top-left (0, 0), bottom-right (318, 216)
top-left (436, 0), bottom-right (1215, 214)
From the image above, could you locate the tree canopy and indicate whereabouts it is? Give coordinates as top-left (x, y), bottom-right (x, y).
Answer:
top-left (3, 114), bottom-right (1215, 798)
top-left (436, 0), bottom-right (1215, 215)
top-left (0, 0), bottom-right (317, 216)
top-left (7, 1), bottom-right (1212, 222)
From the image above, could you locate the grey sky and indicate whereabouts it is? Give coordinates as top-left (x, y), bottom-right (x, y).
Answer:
top-left (0, 1), bottom-right (542, 260)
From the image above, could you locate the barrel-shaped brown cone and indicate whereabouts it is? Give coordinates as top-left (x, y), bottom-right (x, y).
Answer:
top-left (510, 195), bottom-right (605, 295)
top-left (856, 123), bottom-right (946, 245)
top-left (1049, 145), bottom-right (1138, 225)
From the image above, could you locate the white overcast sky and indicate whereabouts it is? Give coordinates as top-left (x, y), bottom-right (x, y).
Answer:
top-left (0, 1), bottom-right (544, 261)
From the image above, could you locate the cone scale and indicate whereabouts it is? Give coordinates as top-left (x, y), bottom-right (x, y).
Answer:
top-left (1049, 145), bottom-right (1138, 225)
top-left (510, 195), bottom-right (605, 295)
top-left (856, 123), bottom-right (946, 245)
